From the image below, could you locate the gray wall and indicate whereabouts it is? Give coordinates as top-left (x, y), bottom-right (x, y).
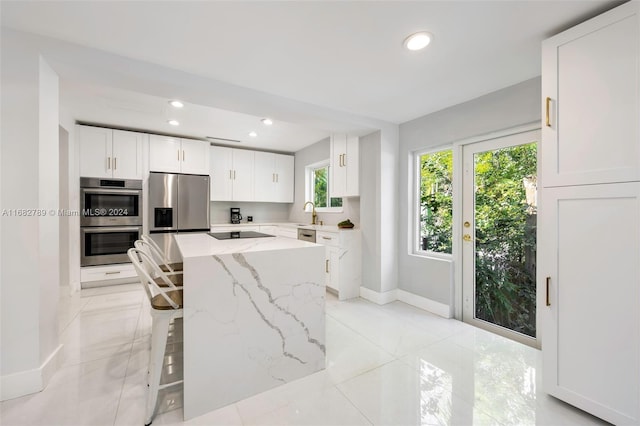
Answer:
top-left (397, 77), bottom-right (541, 309)
top-left (288, 137), bottom-right (360, 226)
top-left (210, 201), bottom-right (291, 224)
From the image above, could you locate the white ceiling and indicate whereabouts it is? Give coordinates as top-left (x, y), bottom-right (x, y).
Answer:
top-left (1, 0), bottom-right (619, 151)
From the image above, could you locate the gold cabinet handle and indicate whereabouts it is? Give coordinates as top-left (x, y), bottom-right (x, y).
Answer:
top-left (276, 173), bottom-right (278, 183)
top-left (178, 149), bottom-right (181, 161)
top-left (546, 276), bottom-right (551, 306)
top-left (229, 170), bottom-right (233, 180)
top-left (105, 271), bottom-right (121, 275)
top-left (114, 157), bottom-right (117, 170)
top-left (182, 150), bottom-right (185, 162)
top-left (325, 259), bottom-right (329, 273)
top-left (234, 170), bottom-right (236, 180)
top-left (322, 236), bottom-right (332, 240)
top-left (545, 97), bottom-right (551, 127)
top-left (107, 157), bottom-right (111, 170)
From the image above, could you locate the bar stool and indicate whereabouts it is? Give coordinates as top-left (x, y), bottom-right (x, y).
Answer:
top-left (134, 240), bottom-right (184, 288)
top-left (141, 234), bottom-right (183, 273)
top-left (128, 247), bottom-right (184, 426)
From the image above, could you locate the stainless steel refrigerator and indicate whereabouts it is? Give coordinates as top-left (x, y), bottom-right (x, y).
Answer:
top-left (148, 172), bottom-right (210, 262)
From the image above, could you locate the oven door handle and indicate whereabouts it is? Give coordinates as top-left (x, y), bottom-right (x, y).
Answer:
top-left (81, 226), bottom-right (142, 233)
top-left (81, 188), bottom-right (141, 196)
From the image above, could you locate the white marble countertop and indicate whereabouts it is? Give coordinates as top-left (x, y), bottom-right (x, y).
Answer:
top-left (174, 232), bottom-right (318, 258)
top-left (209, 221), bottom-right (358, 232)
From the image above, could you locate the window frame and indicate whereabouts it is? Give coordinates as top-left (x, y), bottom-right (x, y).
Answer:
top-left (305, 159), bottom-right (343, 213)
top-left (414, 146), bottom-right (454, 259)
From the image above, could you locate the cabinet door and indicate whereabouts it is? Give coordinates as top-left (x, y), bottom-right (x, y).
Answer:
top-left (149, 135), bottom-right (181, 173)
top-left (78, 125), bottom-right (112, 178)
top-left (274, 154), bottom-right (294, 203)
top-left (209, 146), bottom-right (233, 201)
top-left (344, 135), bottom-right (359, 197)
top-left (540, 182), bottom-right (640, 425)
top-left (253, 151), bottom-right (275, 202)
top-left (232, 149), bottom-right (254, 201)
top-left (330, 133), bottom-right (347, 197)
top-left (112, 130), bottom-right (144, 179)
top-left (541, 1), bottom-right (640, 187)
top-left (327, 246), bottom-right (340, 293)
top-left (181, 138), bottom-right (210, 175)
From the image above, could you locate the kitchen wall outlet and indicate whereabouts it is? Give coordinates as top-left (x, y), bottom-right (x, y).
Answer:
top-left (247, 216), bottom-right (253, 222)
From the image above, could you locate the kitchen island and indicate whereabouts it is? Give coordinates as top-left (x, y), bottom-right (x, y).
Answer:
top-left (173, 232), bottom-right (326, 420)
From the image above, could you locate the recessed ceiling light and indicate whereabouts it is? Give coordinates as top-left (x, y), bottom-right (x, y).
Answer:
top-left (261, 118), bottom-right (273, 126)
top-left (249, 131), bottom-right (257, 137)
top-left (169, 100), bottom-right (184, 108)
top-left (168, 120), bottom-right (180, 126)
top-left (404, 31), bottom-right (433, 51)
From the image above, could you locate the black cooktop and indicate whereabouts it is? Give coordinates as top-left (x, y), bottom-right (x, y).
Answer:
top-left (208, 231), bottom-right (274, 240)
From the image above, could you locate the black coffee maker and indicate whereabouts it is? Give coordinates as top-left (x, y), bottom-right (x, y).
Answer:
top-left (230, 207), bottom-right (242, 224)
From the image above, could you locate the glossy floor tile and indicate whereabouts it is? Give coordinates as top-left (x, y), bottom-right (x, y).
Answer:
top-left (0, 285), bottom-right (608, 426)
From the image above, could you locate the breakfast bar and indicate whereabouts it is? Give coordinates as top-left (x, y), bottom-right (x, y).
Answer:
top-left (174, 232), bottom-right (326, 420)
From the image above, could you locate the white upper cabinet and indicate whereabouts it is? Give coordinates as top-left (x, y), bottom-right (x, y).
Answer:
top-left (78, 125), bottom-right (144, 179)
top-left (149, 135), bottom-right (181, 173)
top-left (330, 133), bottom-right (359, 197)
top-left (209, 146), bottom-right (254, 201)
top-left (111, 130), bottom-right (144, 179)
top-left (209, 146), bottom-right (233, 201)
top-left (180, 138), bottom-right (210, 175)
top-left (253, 151), bottom-right (294, 203)
top-left (149, 135), bottom-right (210, 175)
top-left (541, 2), bottom-right (640, 187)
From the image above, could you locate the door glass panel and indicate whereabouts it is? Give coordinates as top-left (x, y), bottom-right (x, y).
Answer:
top-left (473, 143), bottom-right (537, 337)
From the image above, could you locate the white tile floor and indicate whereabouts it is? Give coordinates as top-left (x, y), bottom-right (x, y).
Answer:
top-left (1, 284), bottom-right (607, 426)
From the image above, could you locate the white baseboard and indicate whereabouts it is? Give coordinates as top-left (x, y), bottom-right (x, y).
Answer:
top-left (359, 287), bottom-right (452, 319)
top-left (359, 287), bottom-right (397, 305)
top-left (397, 289), bottom-right (453, 318)
top-left (0, 344), bottom-right (63, 401)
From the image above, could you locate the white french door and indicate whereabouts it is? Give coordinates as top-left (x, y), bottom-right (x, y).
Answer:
top-left (461, 129), bottom-right (540, 347)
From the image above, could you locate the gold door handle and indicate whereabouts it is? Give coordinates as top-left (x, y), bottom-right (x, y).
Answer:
top-left (463, 234), bottom-right (472, 242)
top-left (464, 221), bottom-right (470, 228)
top-left (545, 97), bottom-right (551, 127)
top-left (546, 277), bottom-right (551, 306)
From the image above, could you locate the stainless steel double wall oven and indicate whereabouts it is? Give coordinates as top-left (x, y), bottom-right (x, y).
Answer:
top-left (80, 177), bottom-right (143, 266)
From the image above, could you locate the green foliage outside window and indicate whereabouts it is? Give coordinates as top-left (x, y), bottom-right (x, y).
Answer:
top-left (313, 166), bottom-right (342, 208)
top-left (419, 143), bottom-right (537, 337)
top-left (419, 150), bottom-right (453, 254)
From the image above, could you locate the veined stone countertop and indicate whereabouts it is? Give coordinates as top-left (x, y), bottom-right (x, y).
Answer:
top-left (174, 232), bottom-right (317, 258)
top-left (174, 231), bottom-right (326, 420)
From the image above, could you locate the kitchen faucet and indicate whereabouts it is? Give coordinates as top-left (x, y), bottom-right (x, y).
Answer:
top-left (303, 201), bottom-right (317, 225)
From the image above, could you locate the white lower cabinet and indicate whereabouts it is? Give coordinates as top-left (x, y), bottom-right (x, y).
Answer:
top-left (316, 230), bottom-right (360, 300)
top-left (540, 182), bottom-right (640, 425)
top-left (276, 226), bottom-right (298, 239)
top-left (80, 264), bottom-right (137, 288)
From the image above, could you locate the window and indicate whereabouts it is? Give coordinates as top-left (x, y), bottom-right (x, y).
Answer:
top-left (305, 160), bottom-right (342, 212)
top-left (417, 149), bottom-right (453, 254)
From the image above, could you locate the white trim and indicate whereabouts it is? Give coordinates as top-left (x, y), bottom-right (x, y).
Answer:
top-left (0, 344), bottom-right (63, 401)
top-left (359, 287), bottom-right (397, 305)
top-left (397, 289), bottom-right (453, 318)
top-left (358, 287), bottom-right (452, 318)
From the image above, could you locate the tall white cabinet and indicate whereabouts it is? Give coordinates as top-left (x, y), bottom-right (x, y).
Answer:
top-left (540, 2), bottom-right (640, 424)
